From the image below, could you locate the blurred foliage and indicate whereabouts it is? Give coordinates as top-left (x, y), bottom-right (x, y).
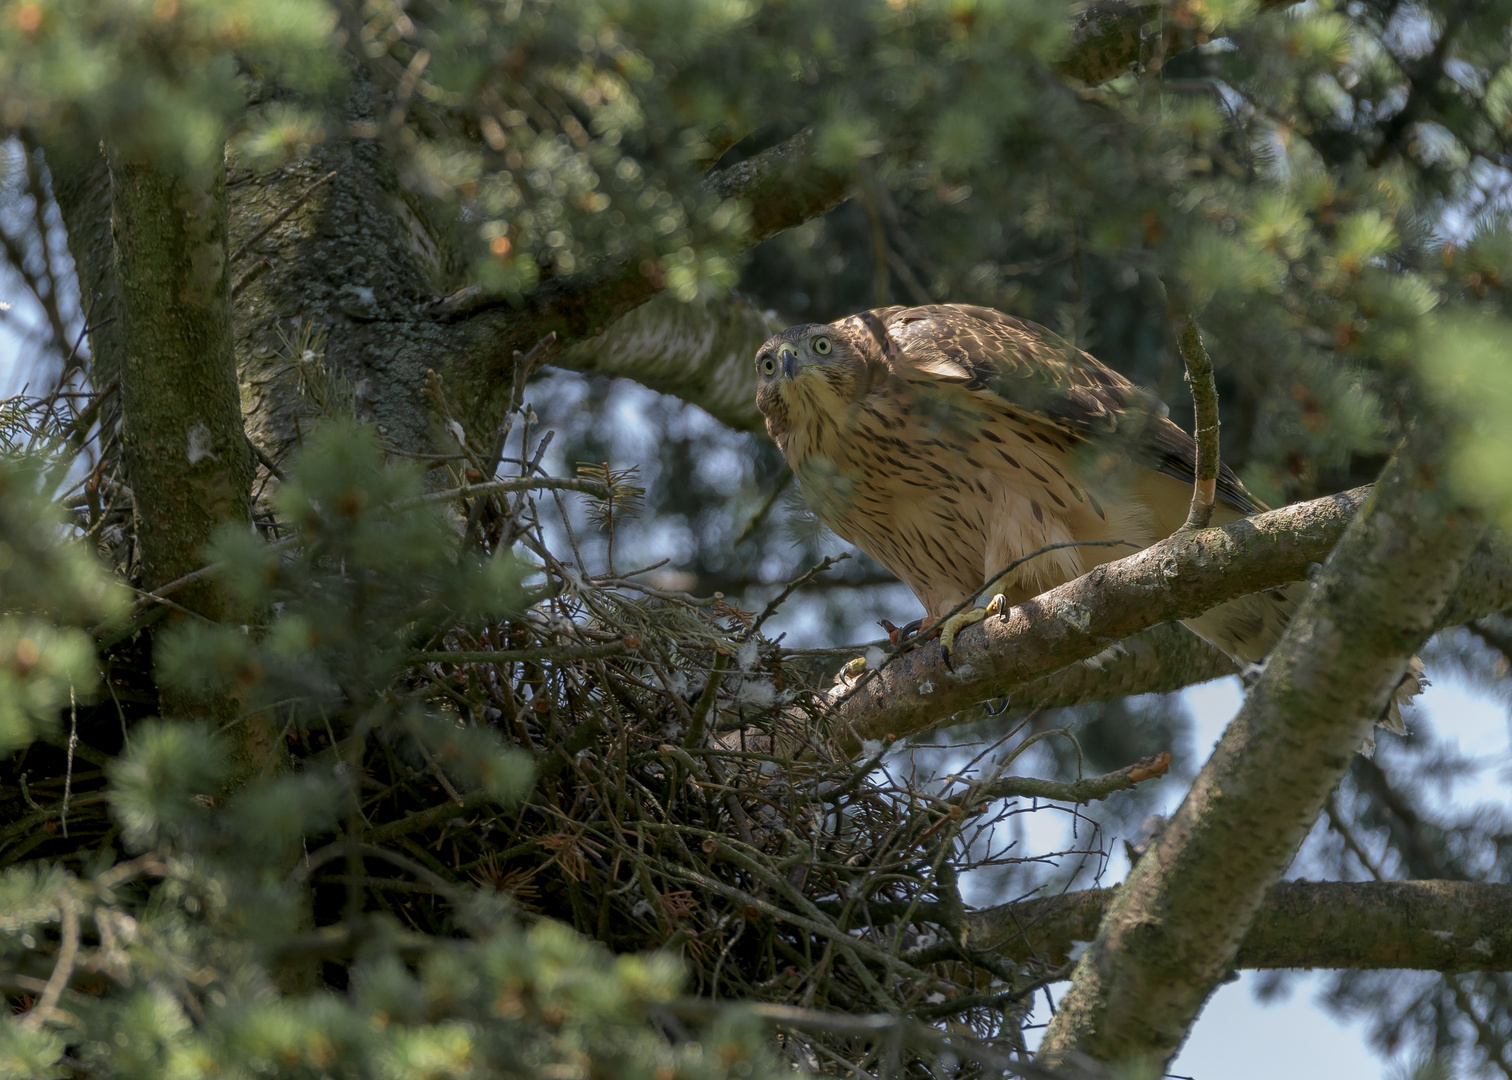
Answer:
top-left (0, 419), bottom-right (797, 1080)
top-left (0, 433), bottom-right (124, 754)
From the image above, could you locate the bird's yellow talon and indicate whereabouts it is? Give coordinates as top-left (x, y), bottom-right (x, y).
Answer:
top-left (984, 593), bottom-right (1007, 619)
top-left (938, 605), bottom-right (990, 668)
top-left (840, 656), bottom-right (868, 679)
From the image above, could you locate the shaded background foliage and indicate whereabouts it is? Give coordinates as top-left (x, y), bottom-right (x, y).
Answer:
top-left (1, 0), bottom-right (1512, 1075)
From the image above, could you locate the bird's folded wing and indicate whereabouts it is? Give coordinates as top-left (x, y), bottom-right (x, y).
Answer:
top-left (879, 304), bottom-right (1264, 515)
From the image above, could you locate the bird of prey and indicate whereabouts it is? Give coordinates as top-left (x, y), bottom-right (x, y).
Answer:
top-left (754, 303), bottom-right (1418, 734)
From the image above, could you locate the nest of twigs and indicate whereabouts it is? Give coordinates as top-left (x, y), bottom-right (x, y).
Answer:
top-left (1, 366), bottom-right (1126, 1076)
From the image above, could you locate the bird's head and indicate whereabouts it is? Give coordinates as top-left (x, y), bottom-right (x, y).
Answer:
top-left (754, 323), bottom-right (867, 446)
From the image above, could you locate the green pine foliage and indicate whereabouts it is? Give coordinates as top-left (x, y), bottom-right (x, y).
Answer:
top-left (0, 422), bottom-right (782, 1080)
top-left (0, 455), bottom-right (124, 755)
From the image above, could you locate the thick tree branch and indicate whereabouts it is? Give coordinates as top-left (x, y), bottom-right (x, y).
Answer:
top-left (436, 128), bottom-right (850, 364)
top-left (970, 881), bottom-right (1512, 972)
top-left (452, 0), bottom-right (1255, 411)
top-left (439, 3), bottom-right (1316, 433)
top-left (551, 292), bottom-right (778, 431)
top-left (827, 485), bottom-right (1512, 749)
top-left (1037, 433), bottom-right (1487, 1070)
top-left (997, 622), bottom-right (1239, 715)
top-left (108, 149), bottom-right (259, 745)
top-left (701, 127), bottom-right (854, 248)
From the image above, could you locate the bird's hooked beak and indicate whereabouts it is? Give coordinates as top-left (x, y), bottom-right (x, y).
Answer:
top-left (779, 343), bottom-right (800, 380)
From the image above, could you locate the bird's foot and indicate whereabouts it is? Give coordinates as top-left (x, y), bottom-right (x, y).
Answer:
top-left (938, 594), bottom-right (1008, 669)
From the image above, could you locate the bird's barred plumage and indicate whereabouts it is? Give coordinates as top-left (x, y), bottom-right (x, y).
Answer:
top-left (755, 303), bottom-right (1418, 737)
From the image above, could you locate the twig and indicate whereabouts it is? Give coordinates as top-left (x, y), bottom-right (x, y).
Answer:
top-left (945, 753), bottom-right (1172, 810)
top-left (743, 552), bottom-right (852, 641)
top-left (247, 436), bottom-right (287, 482)
top-left (832, 538), bottom-right (1134, 708)
top-left (401, 475), bottom-right (612, 510)
top-left (410, 643), bottom-right (627, 665)
top-left (857, 166), bottom-right (891, 307)
top-left (511, 332), bottom-right (558, 411)
top-left (1177, 314), bottom-right (1220, 530)
top-left (94, 475), bottom-right (611, 631)
top-left (885, 247), bottom-right (934, 305)
top-left (230, 257), bottom-right (272, 299)
top-left (733, 468), bottom-right (793, 547)
top-left (685, 651), bottom-right (730, 746)
top-left (61, 684), bottom-right (77, 838)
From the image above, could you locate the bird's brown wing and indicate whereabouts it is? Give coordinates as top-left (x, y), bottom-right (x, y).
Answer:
top-left (877, 304), bottom-right (1264, 514)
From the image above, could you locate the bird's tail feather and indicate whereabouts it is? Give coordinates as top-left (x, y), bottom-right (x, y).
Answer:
top-left (1180, 584), bottom-right (1425, 747)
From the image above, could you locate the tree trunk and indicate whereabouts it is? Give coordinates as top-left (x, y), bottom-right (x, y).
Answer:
top-left (108, 147), bottom-right (258, 747)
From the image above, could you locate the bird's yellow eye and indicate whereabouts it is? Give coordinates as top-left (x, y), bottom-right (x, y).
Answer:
top-left (813, 336), bottom-right (831, 355)
top-left (760, 355), bottom-right (777, 375)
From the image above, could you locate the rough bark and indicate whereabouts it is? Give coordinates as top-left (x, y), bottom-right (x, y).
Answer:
top-left (228, 102), bottom-right (460, 467)
top-left (1035, 435), bottom-right (1486, 1070)
top-left (970, 881), bottom-right (1512, 972)
top-left (223, 91), bottom-right (850, 473)
top-left (1061, 2), bottom-right (1171, 84)
top-left (826, 485), bottom-right (1512, 749)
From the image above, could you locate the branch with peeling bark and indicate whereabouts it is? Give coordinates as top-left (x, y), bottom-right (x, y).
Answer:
top-left (826, 484), bottom-right (1512, 751)
top-left (969, 880), bottom-right (1512, 972)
